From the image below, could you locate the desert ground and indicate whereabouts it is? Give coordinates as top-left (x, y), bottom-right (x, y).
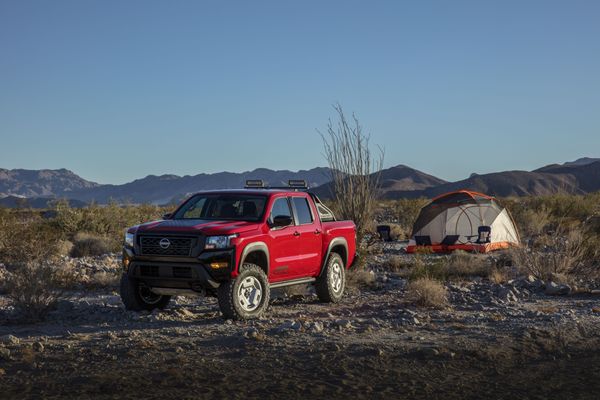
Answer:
top-left (2, 242), bottom-right (600, 400)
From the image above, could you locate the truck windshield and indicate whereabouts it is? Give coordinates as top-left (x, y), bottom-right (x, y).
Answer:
top-left (173, 194), bottom-right (267, 221)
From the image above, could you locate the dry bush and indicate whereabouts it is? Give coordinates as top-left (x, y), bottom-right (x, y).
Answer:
top-left (404, 252), bottom-right (488, 281)
top-left (4, 263), bottom-right (76, 321)
top-left (70, 232), bottom-right (111, 257)
top-left (389, 255), bottom-right (411, 272)
top-left (489, 268), bottom-right (508, 284)
top-left (0, 213), bottom-right (75, 321)
top-left (394, 198), bottom-right (429, 237)
top-left (320, 103), bottom-right (384, 247)
top-left (511, 224), bottom-right (586, 280)
top-left (389, 224), bottom-right (409, 241)
top-left (346, 268), bottom-right (377, 290)
top-left (406, 277), bottom-right (448, 309)
top-left (86, 271), bottom-right (120, 289)
top-left (446, 251), bottom-right (488, 278)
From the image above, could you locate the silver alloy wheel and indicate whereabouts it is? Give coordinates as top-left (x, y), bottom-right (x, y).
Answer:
top-left (237, 276), bottom-right (263, 312)
top-left (138, 286), bottom-right (162, 305)
top-left (331, 262), bottom-right (343, 293)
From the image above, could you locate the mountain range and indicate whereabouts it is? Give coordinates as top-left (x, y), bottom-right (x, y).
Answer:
top-left (1, 158), bottom-right (599, 208)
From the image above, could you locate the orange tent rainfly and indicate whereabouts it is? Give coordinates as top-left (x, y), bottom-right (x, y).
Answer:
top-left (406, 190), bottom-right (520, 254)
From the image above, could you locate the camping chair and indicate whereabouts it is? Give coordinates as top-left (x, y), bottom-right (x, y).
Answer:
top-left (441, 235), bottom-right (460, 246)
top-left (414, 235), bottom-right (432, 246)
top-left (376, 225), bottom-right (392, 242)
top-left (476, 226), bottom-right (491, 244)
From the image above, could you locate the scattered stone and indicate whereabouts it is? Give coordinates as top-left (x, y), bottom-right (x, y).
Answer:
top-left (0, 347), bottom-right (10, 360)
top-left (0, 335), bottom-right (19, 346)
top-left (32, 342), bottom-right (45, 353)
top-left (420, 347), bottom-right (439, 357)
top-left (545, 281), bottom-right (571, 296)
top-left (335, 319), bottom-right (353, 329)
top-left (176, 308), bottom-right (195, 319)
top-left (275, 320), bottom-right (302, 333)
top-left (310, 321), bottom-right (324, 333)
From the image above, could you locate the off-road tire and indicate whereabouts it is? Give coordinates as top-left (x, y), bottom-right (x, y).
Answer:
top-left (217, 263), bottom-right (270, 320)
top-left (119, 273), bottom-right (171, 311)
top-left (315, 252), bottom-right (345, 303)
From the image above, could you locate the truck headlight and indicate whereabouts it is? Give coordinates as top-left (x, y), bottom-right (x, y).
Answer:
top-left (205, 234), bottom-right (237, 250)
top-left (125, 232), bottom-right (135, 248)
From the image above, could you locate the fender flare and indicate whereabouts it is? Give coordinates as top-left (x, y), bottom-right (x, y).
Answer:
top-left (319, 237), bottom-right (348, 276)
top-left (239, 241), bottom-right (270, 274)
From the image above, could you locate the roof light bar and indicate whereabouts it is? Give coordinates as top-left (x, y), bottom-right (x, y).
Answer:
top-left (245, 179), bottom-right (265, 188)
top-left (288, 180), bottom-right (308, 188)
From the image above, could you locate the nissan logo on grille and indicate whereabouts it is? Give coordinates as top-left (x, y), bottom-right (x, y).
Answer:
top-left (159, 238), bottom-right (171, 249)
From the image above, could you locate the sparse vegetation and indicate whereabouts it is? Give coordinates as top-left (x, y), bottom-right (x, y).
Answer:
top-left (393, 252), bottom-right (490, 282)
top-left (405, 277), bottom-right (448, 309)
top-left (346, 268), bottom-right (377, 290)
top-left (70, 232), bottom-right (111, 257)
top-left (4, 263), bottom-right (76, 321)
top-left (511, 224), bottom-right (586, 281)
top-left (320, 103), bottom-right (384, 247)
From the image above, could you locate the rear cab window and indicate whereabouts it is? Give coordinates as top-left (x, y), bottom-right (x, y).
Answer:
top-left (291, 196), bottom-right (314, 225)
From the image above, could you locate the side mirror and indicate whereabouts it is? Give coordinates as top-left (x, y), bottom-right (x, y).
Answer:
top-left (271, 215), bottom-right (293, 228)
top-left (162, 213), bottom-right (173, 220)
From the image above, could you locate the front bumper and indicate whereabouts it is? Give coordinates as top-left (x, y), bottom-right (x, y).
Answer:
top-left (122, 247), bottom-right (235, 291)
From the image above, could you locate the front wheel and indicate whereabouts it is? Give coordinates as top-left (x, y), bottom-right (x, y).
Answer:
top-left (217, 264), bottom-right (270, 320)
top-left (315, 252), bottom-right (346, 303)
top-left (119, 273), bottom-right (171, 311)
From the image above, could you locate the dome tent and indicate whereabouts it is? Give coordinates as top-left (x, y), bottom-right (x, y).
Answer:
top-left (406, 190), bottom-right (520, 254)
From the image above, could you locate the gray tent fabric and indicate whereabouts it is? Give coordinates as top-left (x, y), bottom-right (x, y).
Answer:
top-left (409, 191), bottom-right (520, 248)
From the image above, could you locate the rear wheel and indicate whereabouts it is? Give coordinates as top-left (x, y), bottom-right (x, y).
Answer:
top-left (119, 273), bottom-right (171, 311)
top-left (217, 263), bottom-right (270, 320)
top-left (315, 252), bottom-right (346, 303)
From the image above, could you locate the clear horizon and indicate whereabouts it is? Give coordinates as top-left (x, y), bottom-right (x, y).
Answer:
top-left (1, 1), bottom-right (599, 184)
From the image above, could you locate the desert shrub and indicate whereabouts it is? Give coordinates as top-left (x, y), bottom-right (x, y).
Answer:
top-left (405, 277), bottom-right (448, 309)
top-left (488, 267), bottom-right (508, 284)
top-left (394, 198), bottom-right (429, 237)
top-left (70, 232), bottom-right (111, 257)
top-left (388, 255), bottom-right (411, 271)
top-left (404, 252), bottom-right (488, 281)
top-left (389, 223), bottom-right (409, 241)
top-left (0, 211), bottom-right (76, 321)
top-left (0, 217), bottom-right (62, 265)
top-left (446, 251), bottom-right (489, 277)
top-left (320, 104), bottom-right (384, 248)
top-left (4, 263), bottom-right (76, 321)
top-left (86, 271), bottom-right (120, 289)
top-left (346, 268), bottom-right (377, 290)
top-left (511, 224), bottom-right (586, 280)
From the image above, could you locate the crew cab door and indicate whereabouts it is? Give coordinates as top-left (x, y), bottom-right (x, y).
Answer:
top-left (289, 195), bottom-right (323, 277)
top-left (267, 196), bottom-right (304, 281)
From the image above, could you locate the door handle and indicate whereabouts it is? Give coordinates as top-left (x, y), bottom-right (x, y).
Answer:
top-left (293, 231), bottom-right (301, 237)
top-left (314, 229), bottom-right (321, 235)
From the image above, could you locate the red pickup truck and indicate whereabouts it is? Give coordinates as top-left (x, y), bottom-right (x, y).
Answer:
top-left (120, 180), bottom-right (356, 320)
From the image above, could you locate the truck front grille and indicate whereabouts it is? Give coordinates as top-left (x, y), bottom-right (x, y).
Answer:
top-left (139, 236), bottom-right (195, 256)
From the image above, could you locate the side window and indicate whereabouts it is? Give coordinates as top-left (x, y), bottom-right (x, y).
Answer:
top-left (292, 197), bottom-right (313, 225)
top-left (269, 197), bottom-right (292, 221)
top-left (182, 198), bottom-right (207, 219)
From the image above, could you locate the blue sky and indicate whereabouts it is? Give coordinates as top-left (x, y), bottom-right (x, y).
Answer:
top-left (1, 0), bottom-right (599, 184)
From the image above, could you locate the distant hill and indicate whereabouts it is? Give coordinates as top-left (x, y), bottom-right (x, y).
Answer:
top-left (311, 165), bottom-right (447, 199)
top-left (0, 168), bottom-right (99, 198)
top-left (1, 158), bottom-right (599, 208)
top-left (312, 159), bottom-right (600, 199)
top-left (0, 167), bottom-right (333, 206)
